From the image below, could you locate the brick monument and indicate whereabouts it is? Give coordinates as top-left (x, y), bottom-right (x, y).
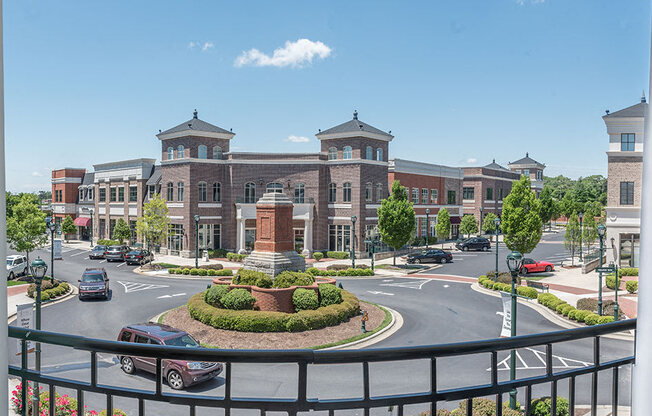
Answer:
top-left (242, 192), bottom-right (306, 276)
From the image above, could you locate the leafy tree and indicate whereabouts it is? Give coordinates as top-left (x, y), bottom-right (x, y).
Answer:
top-left (565, 213), bottom-right (581, 265)
top-left (378, 180), bottom-right (416, 265)
top-left (482, 212), bottom-right (499, 234)
top-left (113, 218), bottom-right (132, 244)
top-left (544, 175), bottom-right (574, 199)
top-left (501, 176), bottom-right (542, 254)
top-left (136, 193), bottom-right (170, 258)
top-left (582, 214), bottom-right (598, 254)
top-left (460, 214), bottom-right (478, 238)
top-left (583, 200), bottom-right (603, 218)
top-left (7, 194), bottom-right (48, 265)
top-left (61, 215), bottom-right (77, 242)
top-left (538, 186), bottom-right (555, 230)
top-left (435, 208), bottom-right (451, 247)
top-left (6, 192), bottom-right (39, 218)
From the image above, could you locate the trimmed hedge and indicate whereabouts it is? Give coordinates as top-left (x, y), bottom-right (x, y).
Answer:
top-left (169, 268), bottom-right (233, 276)
top-left (536, 293), bottom-right (620, 326)
top-left (478, 276), bottom-right (538, 299)
top-left (606, 274), bottom-right (622, 290)
top-left (220, 288), bottom-right (256, 310)
top-left (530, 396), bottom-right (570, 416)
top-left (626, 280), bottom-right (638, 293)
top-left (485, 270), bottom-right (521, 285)
top-left (309, 267), bottom-right (374, 277)
top-left (292, 288), bottom-right (319, 311)
top-left (326, 251), bottom-right (350, 259)
top-left (598, 316), bottom-right (615, 324)
top-left (226, 252), bottom-right (248, 262)
top-left (584, 313), bottom-right (601, 326)
top-left (273, 271), bottom-right (314, 288)
top-left (618, 267), bottom-right (638, 277)
top-left (208, 249), bottom-right (228, 258)
top-left (188, 289), bottom-right (360, 332)
top-left (97, 239), bottom-right (120, 246)
top-left (27, 282), bottom-right (69, 301)
top-left (326, 264), bottom-right (349, 271)
top-left (204, 285), bottom-right (230, 308)
top-left (234, 269), bottom-right (273, 288)
top-left (312, 252), bottom-right (324, 261)
top-left (452, 398), bottom-right (523, 416)
top-left (319, 283), bottom-right (343, 307)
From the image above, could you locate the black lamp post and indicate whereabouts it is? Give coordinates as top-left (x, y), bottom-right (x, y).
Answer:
top-left (45, 217), bottom-right (57, 281)
top-left (89, 207), bottom-right (94, 248)
top-left (194, 214), bottom-right (200, 269)
top-left (506, 250), bottom-right (524, 410)
top-left (597, 224), bottom-right (606, 315)
top-left (425, 209), bottom-right (430, 249)
top-left (494, 217), bottom-right (501, 282)
top-left (578, 212), bottom-right (584, 262)
top-left (479, 206), bottom-right (484, 235)
top-left (30, 257), bottom-right (48, 413)
top-left (611, 261), bottom-right (620, 321)
top-left (351, 215), bottom-right (357, 268)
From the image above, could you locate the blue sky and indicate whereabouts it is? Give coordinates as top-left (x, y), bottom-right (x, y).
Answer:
top-left (5, 0), bottom-right (651, 192)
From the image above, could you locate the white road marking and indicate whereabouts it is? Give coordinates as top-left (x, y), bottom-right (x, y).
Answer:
top-left (158, 293), bottom-right (187, 299)
top-left (367, 291), bottom-right (394, 296)
top-left (488, 347), bottom-right (592, 371)
top-left (496, 311), bottom-right (505, 317)
top-left (380, 278), bottom-right (431, 290)
top-left (116, 262), bottom-right (126, 268)
top-left (99, 260), bottom-right (107, 264)
top-left (515, 351), bottom-right (529, 369)
top-left (70, 251), bottom-right (89, 257)
top-left (117, 281), bottom-right (169, 293)
top-left (382, 279), bottom-right (394, 282)
top-left (443, 284), bottom-right (450, 288)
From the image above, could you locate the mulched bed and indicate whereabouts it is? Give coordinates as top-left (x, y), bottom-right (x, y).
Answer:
top-left (162, 301), bottom-right (386, 349)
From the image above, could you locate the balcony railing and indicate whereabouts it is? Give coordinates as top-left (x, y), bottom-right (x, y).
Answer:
top-left (9, 319), bottom-right (635, 416)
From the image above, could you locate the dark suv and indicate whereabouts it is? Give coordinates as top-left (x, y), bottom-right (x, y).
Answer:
top-left (406, 249), bottom-right (453, 264)
top-left (78, 268), bottom-right (109, 300)
top-left (117, 323), bottom-right (222, 390)
top-left (455, 237), bottom-right (491, 252)
top-left (105, 245), bottom-right (130, 262)
top-left (125, 249), bottom-right (154, 265)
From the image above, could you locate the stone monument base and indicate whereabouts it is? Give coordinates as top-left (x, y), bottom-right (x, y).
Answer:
top-left (243, 250), bottom-right (306, 276)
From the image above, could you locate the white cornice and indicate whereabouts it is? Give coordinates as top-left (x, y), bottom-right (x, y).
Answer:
top-left (160, 158), bottom-right (387, 166)
top-left (606, 151), bottom-right (644, 158)
top-left (52, 177), bottom-right (82, 184)
top-left (316, 131), bottom-right (394, 142)
top-left (157, 131), bottom-right (235, 141)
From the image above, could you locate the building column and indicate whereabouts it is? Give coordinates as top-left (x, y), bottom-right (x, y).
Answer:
top-left (236, 218), bottom-right (243, 253)
top-left (302, 217), bottom-right (313, 257)
top-left (237, 218), bottom-right (246, 254)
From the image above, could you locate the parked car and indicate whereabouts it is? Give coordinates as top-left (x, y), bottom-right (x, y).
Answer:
top-left (406, 249), bottom-right (453, 264)
top-left (105, 245), bottom-right (130, 262)
top-left (89, 245), bottom-right (108, 260)
top-left (125, 249), bottom-right (154, 265)
top-left (78, 268), bottom-right (110, 300)
top-left (6, 255), bottom-right (28, 279)
top-left (455, 237), bottom-right (491, 252)
top-left (117, 323), bottom-right (222, 390)
top-left (520, 258), bottom-right (554, 274)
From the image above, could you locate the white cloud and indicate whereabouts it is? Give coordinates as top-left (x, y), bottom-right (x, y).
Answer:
top-left (466, 158), bottom-right (478, 164)
top-left (202, 42), bottom-right (214, 51)
top-left (188, 41), bottom-right (213, 52)
top-left (285, 135), bottom-right (311, 143)
top-left (234, 38), bottom-right (332, 68)
top-left (32, 171), bottom-right (43, 177)
top-left (516, 0), bottom-right (545, 4)
top-left (188, 41), bottom-right (197, 49)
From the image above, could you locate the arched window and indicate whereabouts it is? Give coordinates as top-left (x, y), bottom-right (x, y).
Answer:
top-left (376, 147), bottom-right (383, 161)
top-left (213, 183), bottom-right (221, 202)
top-left (376, 183), bottom-right (383, 202)
top-left (178, 145), bottom-right (185, 158)
top-left (177, 182), bottom-right (184, 201)
top-left (343, 182), bottom-right (352, 202)
top-left (366, 146), bottom-right (373, 160)
top-left (198, 145), bottom-right (207, 159)
top-left (244, 182), bottom-right (256, 203)
top-left (343, 146), bottom-right (352, 160)
top-left (365, 183), bottom-right (373, 202)
top-left (213, 145), bottom-right (222, 160)
top-left (167, 147), bottom-right (174, 160)
top-left (328, 183), bottom-right (337, 203)
top-left (266, 182), bottom-right (284, 193)
top-left (198, 182), bottom-right (207, 202)
top-left (294, 183), bottom-right (305, 203)
top-left (167, 182), bottom-right (174, 201)
top-left (328, 147), bottom-right (337, 160)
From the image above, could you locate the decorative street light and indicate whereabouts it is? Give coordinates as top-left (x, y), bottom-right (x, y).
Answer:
top-left (30, 257), bottom-right (48, 414)
top-left (578, 212), bottom-right (584, 262)
top-left (494, 217), bottom-right (501, 282)
top-left (611, 261), bottom-right (620, 321)
top-left (364, 227), bottom-right (380, 271)
top-left (194, 214), bottom-right (200, 269)
top-left (479, 206), bottom-right (484, 235)
top-left (82, 207), bottom-right (94, 247)
top-left (351, 216), bottom-right (357, 268)
top-left (506, 250), bottom-right (524, 410)
top-left (425, 209), bottom-right (430, 249)
top-left (597, 224), bottom-right (606, 315)
top-left (44, 217), bottom-right (57, 281)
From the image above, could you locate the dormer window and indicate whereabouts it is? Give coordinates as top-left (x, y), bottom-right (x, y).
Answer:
top-left (198, 145), bottom-right (207, 159)
top-left (328, 147), bottom-right (337, 160)
top-left (167, 147), bottom-right (174, 160)
top-left (366, 146), bottom-right (373, 160)
top-left (376, 148), bottom-right (383, 161)
top-left (343, 146), bottom-right (352, 160)
top-left (266, 183), bottom-right (283, 193)
top-left (178, 145), bottom-right (185, 158)
top-left (213, 145), bottom-right (223, 160)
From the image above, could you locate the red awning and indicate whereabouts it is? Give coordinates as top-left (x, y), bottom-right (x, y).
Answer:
top-left (450, 216), bottom-right (461, 224)
top-left (73, 217), bottom-right (91, 227)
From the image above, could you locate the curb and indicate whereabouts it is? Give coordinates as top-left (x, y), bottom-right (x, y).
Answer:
top-left (7, 284), bottom-right (78, 324)
top-left (471, 283), bottom-right (634, 341)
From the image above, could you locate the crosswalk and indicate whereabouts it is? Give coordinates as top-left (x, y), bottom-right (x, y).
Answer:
top-left (487, 347), bottom-right (592, 371)
top-left (380, 278), bottom-right (431, 290)
top-left (117, 281), bottom-right (170, 294)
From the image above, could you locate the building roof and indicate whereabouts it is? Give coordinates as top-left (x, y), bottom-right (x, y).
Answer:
top-left (146, 166), bottom-right (161, 186)
top-left (484, 159), bottom-right (509, 171)
top-left (316, 111), bottom-right (393, 140)
top-left (158, 110), bottom-right (233, 136)
top-left (81, 172), bottom-right (94, 186)
top-left (508, 153), bottom-right (544, 167)
top-left (603, 101), bottom-right (647, 119)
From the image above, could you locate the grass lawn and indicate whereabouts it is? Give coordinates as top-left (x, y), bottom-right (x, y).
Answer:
top-left (8, 280), bottom-right (29, 286)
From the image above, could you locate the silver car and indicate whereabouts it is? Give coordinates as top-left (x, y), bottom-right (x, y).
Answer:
top-left (105, 245), bottom-right (130, 262)
top-left (6, 255), bottom-right (28, 280)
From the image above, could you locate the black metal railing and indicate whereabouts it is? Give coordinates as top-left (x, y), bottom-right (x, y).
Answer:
top-left (9, 319), bottom-right (636, 416)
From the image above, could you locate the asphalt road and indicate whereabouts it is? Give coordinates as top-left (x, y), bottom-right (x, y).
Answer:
top-left (7, 234), bottom-right (633, 415)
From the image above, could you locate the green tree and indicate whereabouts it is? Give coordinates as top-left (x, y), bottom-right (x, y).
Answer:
top-left (61, 215), bottom-right (77, 242)
top-left (459, 214), bottom-right (478, 238)
top-left (538, 186), bottom-right (555, 230)
top-left (565, 213), bottom-right (581, 266)
top-left (378, 180), bottom-right (416, 265)
top-left (7, 194), bottom-right (48, 265)
top-left (136, 193), bottom-right (170, 257)
top-left (482, 212), bottom-right (499, 234)
top-left (435, 208), bottom-right (451, 247)
top-left (113, 218), bottom-right (132, 244)
top-left (501, 176), bottom-right (543, 254)
top-left (6, 192), bottom-right (39, 218)
top-left (583, 200), bottom-right (603, 218)
top-left (582, 214), bottom-right (598, 254)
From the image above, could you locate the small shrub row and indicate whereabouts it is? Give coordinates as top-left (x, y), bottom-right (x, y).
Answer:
top-left (307, 267), bottom-right (374, 277)
top-left (168, 268), bottom-right (233, 276)
top-left (97, 239), bottom-right (120, 246)
top-left (204, 284), bottom-right (230, 308)
top-left (606, 274), bottom-right (622, 290)
top-left (27, 282), bottom-right (70, 301)
top-left (188, 289), bottom-right (359, 332)
top-left (273, 271), bottom-right (315, 288)
top-left (538, 293), bottom-right (616, 325)
top-left (325, 251), bottom-right (350, 259)
top-left (478, 276), bottom-right (538, 299)
top-left (485, 270), bottom-right (522, 285)
top-left (618, 267), bottom-right (639, 277)
top-left (576, 297), bottom-right (624, 319)
top-left (226, 252), bottom-right (248, 262)
top-left (421, 396), bottom-right (569, 416)
top-left (626, 280), bottom-right (638, 293)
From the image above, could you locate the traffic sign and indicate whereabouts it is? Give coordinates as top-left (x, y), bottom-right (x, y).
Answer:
top-left (596, 267), bottom-right (615, 273)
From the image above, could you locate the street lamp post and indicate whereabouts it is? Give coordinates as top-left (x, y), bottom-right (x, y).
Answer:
top-left (506, 250), bottom-right (524, 410)
top-left (494, 217), bottom-right (501, 282)
top-left (425, 209), bottom-right (430, 249)
top-left (351, 216), bottom-right (357, 268)
top-left (30, 257), bottom-right (48, 414)
top-left (479, 206), bottom-right (484, 235)
top-left (597, 224), bottom-right (606, 315)
top-left (194, 215), bottom-right (200, 269)
top-left (89, 207), bottom-right (94, 248)
top-left (578, 212), bottom-right (584, 262)
top-left (45, 217), bottom-right (57, 281)
top-left (612, 261), bottom-right (620, 321)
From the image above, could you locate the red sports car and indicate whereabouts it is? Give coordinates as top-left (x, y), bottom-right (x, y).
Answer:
top-left (520, 258), bottom-right (554, 274)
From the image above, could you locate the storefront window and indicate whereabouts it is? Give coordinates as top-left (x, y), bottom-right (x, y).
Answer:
top-left (245, 229), bottom-right (256, 251)
top-left (168, 224), bottom-right (184, 255)
top-left (619, 233), bottom-right (640, 268)
top-left (329, 225), bottom-right (351, 252)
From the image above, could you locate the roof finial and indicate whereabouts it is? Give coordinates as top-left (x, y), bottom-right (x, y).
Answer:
top-left (642, 90), bottom-right (647, 103)
top-left (193, 109), bottom-right (198, 119)
top-left (493, 158), bottom-right (495, 163)
top-left (526, 152), bottom-right (529, 158)
top-left (353, 110), bottom-right (358, 120)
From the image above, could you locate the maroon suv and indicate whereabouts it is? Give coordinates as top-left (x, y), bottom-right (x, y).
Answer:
top-left (117, 323), bottom-right (222, 390)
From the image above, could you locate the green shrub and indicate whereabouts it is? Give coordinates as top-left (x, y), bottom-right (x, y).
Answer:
top-left (198, 269), bottom-right (208, 276)
top-left (189, 268), bottom-right (199, 276)
top-left (517, 286), bottom-right (539, 299)
top-left (326, 251), bottom-right (350, 259)
top-left (226, 252), bottom-right (248, 262)
top-left (293, 288), bottom-right (319, 311)
top-left (27, 282), bottom-right (69, 300)
top-left (220, 288), bottom-right (256, 310)
top-left (567, 309), bottom-right (578, 320)
top-left (319, 283), bottom-right (343, 307)
top-left (530, 396), bottom-right (570, 416)
top-left (208, 248), bottom-right (228, 258)
top-left (199, 263), bottom-right (224, 270)
top-left (562, 306), bottom-right (576, 317)
top-left (555, 302), bottom-right (569, 314)
top-left (99, 408), bottom-right (128, 416)
top-left (626, 280), bottom-right (638, 293)
top-left (204, 285), bottom-right (230, 307)
top-left (312, 252), bottom-right (324, 261)
top-left (273, 271), bottom-right (315, 288)
top-left (584, 313), bottom-right (600, 326)
top-left (560, 304), bottom-right (574, 316)
top-left (306, 267), bottom-right (320, 275)
top-left (453, 398), bottom-right (522, 416)
top-left (285, 314), bottom-right (308, 332)
top-left (537, 293), bottom-right (556, 305)
top-left (598, 316), bottom-right (615, 324)
top-left (207, 269), bottom-right (216, 276)
top-left (97, 239), bottom-right (120, 246)
top-left (618, 267), bottom-right (639, 277)
top-left (573, 309), bottom-right (590, 322)
top-left (606, 274), bottom-right (622, 290)
top-left (486, 270), bottom-right (521, 285)
top-left (215, 269), bottom-right (233, 276)
top-left (234, 269), bottom-right (273, 288)
top-left (182, 268), bottom-right (191, 275)
top-left (168, 268), bottom-right (175, 274)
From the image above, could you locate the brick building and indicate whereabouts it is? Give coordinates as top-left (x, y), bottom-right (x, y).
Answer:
top-left (603, 94), bottom-right (646, 267)
top-left (508, 153), bottom-right (545, 196)
top-left (51, 168), bottom-right (86, 226)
